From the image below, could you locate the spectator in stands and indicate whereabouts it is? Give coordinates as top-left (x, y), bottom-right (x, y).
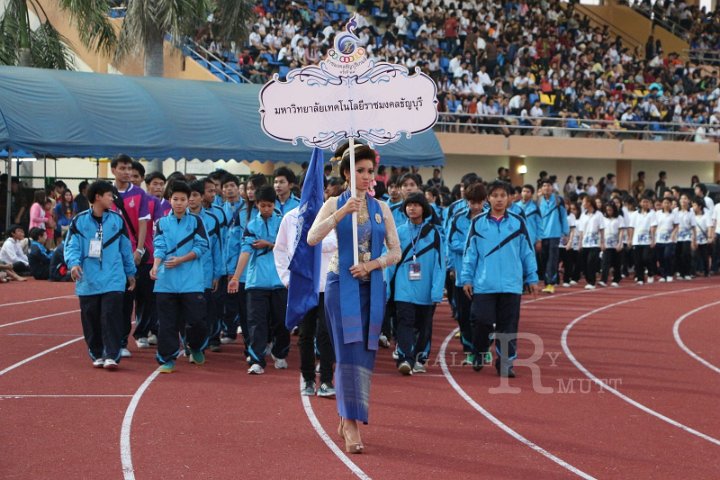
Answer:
top-left (53, 189), bottom-right (77, 243)
top-left (29, 190), bottom-right (49, 231)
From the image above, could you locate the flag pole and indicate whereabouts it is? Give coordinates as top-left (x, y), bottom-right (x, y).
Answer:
top-left (349, 137), bottom-right (359, 265)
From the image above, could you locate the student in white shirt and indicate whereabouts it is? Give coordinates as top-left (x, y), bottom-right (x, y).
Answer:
top-left (0, 224), bottom-right (30, 276)
top-left (274, 205), bottom-right (337, 397)
top-left (628, 196), bottom-right (657, 284)
top-left (654, 197), bottom-right (679, 282)
top-left (692, 197), bottom-right (714, 277)
top-left (600, 203), bottom-right (625, 287)
top-left (674, 194), bottom-right (696, 280)
top-left (560, 202), bottom-right (579, 287)
top-left (578, 197), bottom-right (604, 289)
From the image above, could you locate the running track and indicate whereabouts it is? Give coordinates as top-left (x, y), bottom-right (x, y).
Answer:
top-left (1, 279), bottom-right (719, 479)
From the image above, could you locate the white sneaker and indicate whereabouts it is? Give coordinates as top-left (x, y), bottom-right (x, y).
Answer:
top-left (647, 277), bottom-right (654, 284)
top-left (658, 277), bottom-right (666, 282)
top-left (636, 281), bottom-right (644, 285)
top-left (92, 358), bottom-right (105, 368)
top-left (562, 282), bottom-right (571, 288)
top-left (247, 364), bottom-right (264, 375)
top-left (220, 336), bottom-right (237, 345)
top-left (412, 362), bottom-right (427, 373)
top-left (684, 275), bottom-right (692, 280)
top-left (598, 281), bottom-right (607, 287)
top-left (147, 334), bottom-right (158, 345)
top-left (135, 337), bottom-right (150, 349)
top-left (611, 282), bottom-right (620, 287)
top-left (569, 280), bottom-right (577, 286)
top-left (273, 356), bottom-right (288, 369)
top-left (398, 361), bottom-right (413, 376)
top-left (378, 334), bottom-right (390, 348)
top-left (666, 276), bottom-right (673, 283)
top-left (584, 284), bottom-right (596, 290)
top-left (120, 348), bottom-right (132, 358)
top-left (103, 359), bottom-right (118, 370)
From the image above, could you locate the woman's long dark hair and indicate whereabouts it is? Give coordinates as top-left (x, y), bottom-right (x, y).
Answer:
top-left (245, 174), bottom-right (268, 224)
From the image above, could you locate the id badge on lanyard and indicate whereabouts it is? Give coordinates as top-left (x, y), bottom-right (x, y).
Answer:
top-left (408, 256), bottom-right (422, 281)
top-left (89, 222), bottom-right (103, 259)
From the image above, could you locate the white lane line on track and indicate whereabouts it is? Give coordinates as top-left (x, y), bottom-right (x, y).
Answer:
top-left (6, 333), bottom-right (80, 337)
top-left (0, 337), bottom-right (84, 376)
top-left (121, 368), bottom-right (161, 480)
top-left (299, 376), bottom-right (371, 480)
top-left (0, 295), bottom-right (75, 308)
top-left (672, 300), bottom-right (720, 375)
top-left (0, 309), bottom-right (80, 329)
top-left (439, 328), bottom-right (596, 479)
top-left (0, 394), bottom-right (132, 398)
top-left (562, 285), bottom-right (720, 447)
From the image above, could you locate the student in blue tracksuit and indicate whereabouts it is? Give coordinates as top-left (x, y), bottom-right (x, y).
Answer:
top-left (515, 184), bottom-right (542, 247)
top-left (227, 185), bottom-right (290, 375)
top-left (447, 183), bottom-right (487, 364)
top-left (388, 193), bottom-right (445, 375)
top-left (189, 181), bottom-right (224, 352)
top-left (461, 181), bottom-right (539, 378)
top-left (204, 178), bottom-right (228, 352)
top-left (222, 174), bottom-right (245, 226)
top-left (538, 179), bottom-right (569, 294)
top-left (386, 175), bottom-right (405, 227)
top-left (274, 166), bottom-right (301, 216)
top-left (222, 174), bottom-right (267, 350)
top-left (151, 181), bottom-right (209, 373)
top-left (65, 181), bottom-right (137, 370)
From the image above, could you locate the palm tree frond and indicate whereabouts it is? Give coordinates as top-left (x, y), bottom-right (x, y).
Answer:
top-left (0, 13), bottom-right (21, 65)
top-left (213, 0), bottom-right (252, 45)
top-left (30, 22), bottom-right (74, 69)
top-left (57, 0), bottom-right (117, 56)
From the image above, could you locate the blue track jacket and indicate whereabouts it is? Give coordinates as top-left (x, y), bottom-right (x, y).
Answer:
top-left (538, 194), bottom-right (569, 240)
top-left (515, 200), bottom-right (542, 244)
top-left (387, 219), bottom-right (446, 305)
top-left (197, 208), bottom-right (224, 289)
top-left (460, 211), bottom-right (539, 294)
top-left (65, 210), bottom-right (136, 296)
top-left (447, 208), bottom-right (473, 286)
top-left (153, 212), bottom-right (208, 293)
top-left (242, 211), bottom-right (284, 290)
top-left (276, 194), bottom-right (300, 217)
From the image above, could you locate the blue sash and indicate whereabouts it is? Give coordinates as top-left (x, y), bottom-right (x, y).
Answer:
top-left (336, 191), bottom-right (386, 351)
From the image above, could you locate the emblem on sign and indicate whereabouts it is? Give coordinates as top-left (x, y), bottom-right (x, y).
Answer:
top-left (258, 14), bottom-right (438, 151)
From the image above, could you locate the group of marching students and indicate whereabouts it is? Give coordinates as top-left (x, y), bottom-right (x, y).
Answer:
top-left (65, 152), bottom-right (718, 384)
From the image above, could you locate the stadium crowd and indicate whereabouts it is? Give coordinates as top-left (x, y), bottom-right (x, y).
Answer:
top-left (631, 0), bottom-right (719, 53)
top-left (193, 0), bottom-right (720, 140)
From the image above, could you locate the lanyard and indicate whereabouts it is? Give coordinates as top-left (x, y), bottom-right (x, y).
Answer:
top-left (409, 224), bottom-right (423, 262)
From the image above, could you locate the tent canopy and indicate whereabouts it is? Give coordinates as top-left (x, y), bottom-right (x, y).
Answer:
top-left (0, 67), bottom-right (444, 167)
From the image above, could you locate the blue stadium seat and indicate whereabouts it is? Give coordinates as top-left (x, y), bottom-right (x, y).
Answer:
top-left (278, 65), bottom-right (290, 80)
top-left (439, 56), bottom-right (450, 72)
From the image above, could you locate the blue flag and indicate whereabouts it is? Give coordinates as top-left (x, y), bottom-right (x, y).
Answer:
top-left (285, 147), bottom-right (325, 330)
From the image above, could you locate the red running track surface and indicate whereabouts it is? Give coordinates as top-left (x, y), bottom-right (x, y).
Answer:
top-left (1, 278), bottom-right (719, 479)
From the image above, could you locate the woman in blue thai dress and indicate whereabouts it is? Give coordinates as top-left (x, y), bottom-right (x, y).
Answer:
top-left (307, 143), bottom-right (400, 454)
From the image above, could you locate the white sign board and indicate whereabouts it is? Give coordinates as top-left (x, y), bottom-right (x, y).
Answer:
top-left (259, 16), bottom-right (438, 150)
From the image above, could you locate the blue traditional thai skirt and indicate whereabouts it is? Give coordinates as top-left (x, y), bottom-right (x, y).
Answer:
top-left (324, 272), bottom-right (378, 424)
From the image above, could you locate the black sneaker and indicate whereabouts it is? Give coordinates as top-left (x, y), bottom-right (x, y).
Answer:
top-left (301, 380), bottom-right (315, 396)
top-left (317, 382), bottom-right (336, 397)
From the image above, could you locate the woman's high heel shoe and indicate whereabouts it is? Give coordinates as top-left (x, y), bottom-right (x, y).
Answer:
top-left (341, 420), bottom-right (364, 454)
